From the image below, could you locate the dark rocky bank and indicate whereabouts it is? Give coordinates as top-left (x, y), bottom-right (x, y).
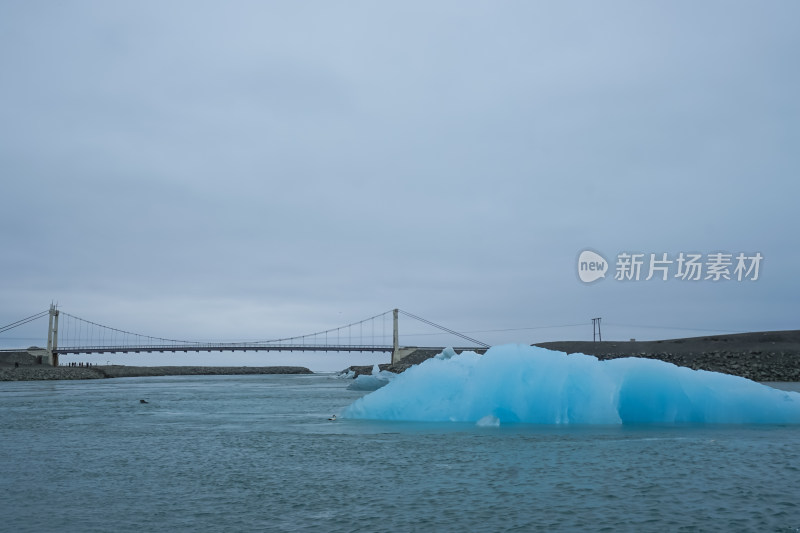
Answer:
top-left (0, 365), bottom-right (312, 381)
top-left (347, 331), bottom-right (800, 382)
top-left (537, 330), bottom-right (800, 382)
top-left (347, 348), bottom-right (455, 377)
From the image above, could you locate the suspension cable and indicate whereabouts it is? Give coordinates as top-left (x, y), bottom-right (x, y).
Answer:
top-left (0, 310), bottom-right (50, 334)
top-left (398, 310), bottom-right (490, 347)
top-left (257, 309), bottom-right (395, 344)
top-left (59, 312), bottom-right (203, 346)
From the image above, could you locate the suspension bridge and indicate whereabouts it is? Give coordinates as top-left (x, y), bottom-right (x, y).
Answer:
top-left (0, 305), bottom-right (490, 366)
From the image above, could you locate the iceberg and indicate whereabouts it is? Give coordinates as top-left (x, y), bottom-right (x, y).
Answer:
top-left (346, 364), bottom-right (396, 391)
top-left (342, 345), bottom-right (800, 424)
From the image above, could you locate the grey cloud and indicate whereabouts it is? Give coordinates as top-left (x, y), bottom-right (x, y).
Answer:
top-left (1, 2), bottom-right (798, 367)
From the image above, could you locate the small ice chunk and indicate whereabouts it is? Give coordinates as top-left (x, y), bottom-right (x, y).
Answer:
top-left (435, 347), bottom-right (458, 360)
top-left (347, 366), bottom-right (396, 391)
top-left (476, 415), bottom-right (500, 427)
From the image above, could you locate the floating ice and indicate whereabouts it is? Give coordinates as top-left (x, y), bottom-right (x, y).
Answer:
top-left (346, 364), bottom-right (396, 391)
top-left (476, 414), bottom-right (501, 427)
top-left (342, 345), bottom-right (800, 424)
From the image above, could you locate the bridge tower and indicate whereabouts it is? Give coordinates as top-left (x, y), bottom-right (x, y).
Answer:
top-left (46, 304), bottom-right (59, 367)
top-left (392, 308), bottom-right (399, 362)
top-left (390, 308), bottom-right (416, 365)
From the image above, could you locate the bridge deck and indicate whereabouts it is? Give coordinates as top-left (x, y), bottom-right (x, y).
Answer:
top-left (52, 344), bottom-right (395, 355)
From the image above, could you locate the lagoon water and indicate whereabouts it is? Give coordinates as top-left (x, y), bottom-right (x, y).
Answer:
top-left (2, 374), bottom-right (800, 532)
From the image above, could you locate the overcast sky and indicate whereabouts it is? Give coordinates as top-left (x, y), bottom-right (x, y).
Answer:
top-left (2, 2), bottom-right (798, 370)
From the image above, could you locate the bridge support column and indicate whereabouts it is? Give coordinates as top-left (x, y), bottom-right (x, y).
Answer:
top-left (391, 308), bottom-right (399, 365)
top-left (46, 304), bottom-right (59, 367)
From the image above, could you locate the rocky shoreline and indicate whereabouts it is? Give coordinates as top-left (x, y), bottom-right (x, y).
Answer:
top-left (0, 365), bottom-right (312, 382)
top-left (346, 330), bottom-right (800, 382)
top-left (537, 330), bottom-right (800, 382)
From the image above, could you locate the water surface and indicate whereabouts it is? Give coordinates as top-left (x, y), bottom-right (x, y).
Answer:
top-left (1, 375), bottom-right (799, 532)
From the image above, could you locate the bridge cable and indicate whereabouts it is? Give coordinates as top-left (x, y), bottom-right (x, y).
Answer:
top-left (59, 312), bottom-right (204, 347)
top-left (398, 310), bottom-right (490, 348)
top-left (0, 310), bottom-right (50, 335)
top-left (54, 308), bottom-right (400, 352)
top-left (257, 309), bottom-right (395, 345)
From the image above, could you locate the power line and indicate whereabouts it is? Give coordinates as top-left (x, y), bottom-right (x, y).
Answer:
top-left (603, 323), bottom-right (746, 334)
top-left (461, 323), bottom-right (587, 334)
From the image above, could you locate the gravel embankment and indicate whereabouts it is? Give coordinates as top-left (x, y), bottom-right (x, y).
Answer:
top-left (345, 331), bottom-right (800, 382)
top-left (0, 365), bottom-right (312, 381)
top-left (537, 330), bottom-right (800, 382)
top-left (0, 366), bottom-right (106, 381)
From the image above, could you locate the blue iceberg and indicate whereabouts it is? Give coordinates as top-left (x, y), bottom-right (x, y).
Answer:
top-left (342, 345), bottom-right (800, 425)
top-left (347, 364), bottom-right (396, 391)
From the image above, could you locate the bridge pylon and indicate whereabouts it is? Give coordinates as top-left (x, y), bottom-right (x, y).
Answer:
top-left (46, 304), bottom-right (59, 367)
top-left (390, 308), bottom-right (418, 365)
top-left (391, 308), bottom-right (399, 363)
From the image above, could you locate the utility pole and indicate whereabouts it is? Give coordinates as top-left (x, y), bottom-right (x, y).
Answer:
top-left (592, 317), bottom-right (602, 342)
